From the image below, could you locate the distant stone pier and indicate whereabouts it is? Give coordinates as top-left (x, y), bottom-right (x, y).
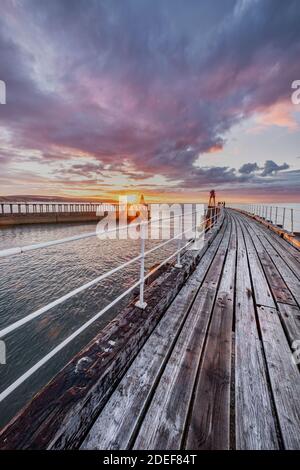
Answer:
top-left (0, 202), bottom-right (147, 227)
top-left (0, 202), bottom-right (113, 227)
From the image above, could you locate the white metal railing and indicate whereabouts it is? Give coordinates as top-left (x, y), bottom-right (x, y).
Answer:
top-left (229, 204), bottom-right (299, 235)
top-left (0, 206), bottom-right (223, 402)
top-left (0, 209), bottom-right (203, 258)
top-left (0, 201), bottom-right (118, 215)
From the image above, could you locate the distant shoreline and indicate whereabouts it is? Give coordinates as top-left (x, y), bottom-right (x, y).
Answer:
top-left (0, 195), bottom-right (116, 204)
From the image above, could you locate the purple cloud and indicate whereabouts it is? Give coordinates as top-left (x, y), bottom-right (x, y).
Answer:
top-left (0, 0), bottom-right (299, 196)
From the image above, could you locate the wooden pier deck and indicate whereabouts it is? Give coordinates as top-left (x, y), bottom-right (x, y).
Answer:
top-left (81, 209), bottom-right (300, 450)
top-left (0, 208), bottom-right (299, 450)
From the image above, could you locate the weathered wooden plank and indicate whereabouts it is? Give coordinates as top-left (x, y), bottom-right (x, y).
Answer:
top-left (132, 220), bottom-right (232, 450)
top-left (185, 217), bottom-right (236, 449)
top-left (235, 220), bottom-right (279, 450)
top-left (3, 209), bottom-right (299, 451)
top-left (251, 224), bottom-right (300, 280)
top-left (242, 212), bottom-right (300, 272)
top-left (250, 217), bottom-right (300, 263)
top-left (254, 233), bottom-right (300, 307)
top-left (0, 218), bottom-right (226, 450)
top-left (277, 303), bottom-right (300, 348)
top-left (242, 217), bottom-right (297, 307)
top-left (257, 306), bottom-right (300, 449)
top-left (235, 215), bottom-right (275, 309)
top-left (81, 221), bottom-right (229, 450)
top-left (82, 276), bottom-right (199, 450)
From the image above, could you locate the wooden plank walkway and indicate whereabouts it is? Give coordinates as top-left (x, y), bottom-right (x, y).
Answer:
top-left (81, 209), bottom-right (300, 450)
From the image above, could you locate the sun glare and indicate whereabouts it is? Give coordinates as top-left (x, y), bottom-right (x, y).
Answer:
top-left (125, 194), bottom-right (139, 204)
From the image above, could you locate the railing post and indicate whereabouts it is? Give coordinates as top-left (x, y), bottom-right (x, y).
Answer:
top-left (210, 207), bottom-right (215, 232)
top-left (193, 209), bottom-right (197, 244)
top-left (282, 207), bottom-right (286, 229)
top-left (275, 206), bottom-right (278, 225)
top-left (175, 214), bottom-right (182, 268)
top-left (291, 208), bottom-right (294, 235)
top-left (135, 221), bottom-right (147, 309)
top-left (270, 206), bottom-right (272, 223)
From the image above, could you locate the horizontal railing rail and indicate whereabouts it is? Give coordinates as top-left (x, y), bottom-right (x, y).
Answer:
top-left (0, 206), bottom-right (223, 402)
top-left (229, 204), bottom-right (299, 235)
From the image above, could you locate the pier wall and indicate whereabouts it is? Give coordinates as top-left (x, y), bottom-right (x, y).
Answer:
top-left (0, 212), bottom-right (144, 227)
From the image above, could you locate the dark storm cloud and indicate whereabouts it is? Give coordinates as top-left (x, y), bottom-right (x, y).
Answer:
top-left (238, 160), bottom-right (290, 178)
top-left (239, 162), bottom-right (260, 174)
top-left (177, 159), bottom-right (291, 190)
top-left (260, 160), bottom-right (289, 177)
top-left (0, 0), bottom-right (299, 193)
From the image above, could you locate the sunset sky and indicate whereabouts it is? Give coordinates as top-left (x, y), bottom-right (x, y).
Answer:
top-left (0, 0), bottom-right (300, 202)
